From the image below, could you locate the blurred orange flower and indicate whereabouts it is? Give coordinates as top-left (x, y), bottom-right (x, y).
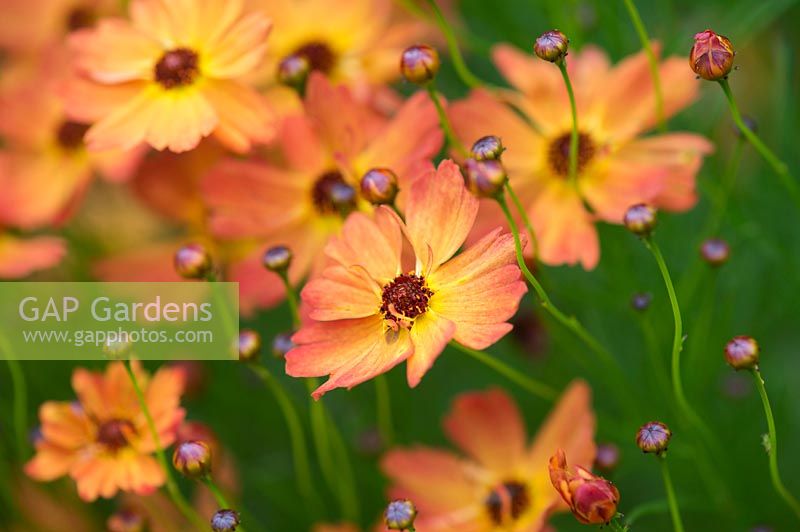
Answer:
top-left (382, 382), bottom-right (596, 531)
top-left (67, 0), bottom-right (275, 153)
top-left (451, 44), bottom-right (713, 269)
top-left (285, 160), bottom-right (526, 397)
top-left (549, 449), bottom-right (620, 524)
top-left (202, 73), bottom-right (441, 314)
top-left (0, 234), bottom-right (65, 279)
top-left (25, 361), bottom-right (186, 501)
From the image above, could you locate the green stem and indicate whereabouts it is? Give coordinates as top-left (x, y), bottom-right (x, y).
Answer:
top-left (423, 0), bottom-right (484, 89)
top-left (659, 456), bottom-right (685, 532)
top-left (325, 410), bottom-right (360, 521)
top-left (556, 60), bottom-right (579, 184)
top-left (639, 315), bottom-right (672, 402)
top-left (279, 272), bottom-right (301, 328)
top-left (250, 364), bottom-right (317, 506)
top-left (203, 477), bottom-right (247, 532)
top-left (124, 361), bottom-right (205, 530)
top-left (504, 182), bottom-right (539, 260)
top-left (375, 374), bottom-right (394, 446)
top-left (425, 83), bottom-right (468, 157)
top-left (751, 368), bottom-right (800, 520)
top-left (449, 342), bottom-right (556, 401)
top-left (622, 0), bottom-right (665, 131)
top-left (0, 334), bottom-right (28, 460)
top-left (718, 79), bottom-right (800, 209)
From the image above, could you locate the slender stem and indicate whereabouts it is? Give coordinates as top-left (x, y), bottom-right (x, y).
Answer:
top-left (609, 516), bottom-right (629, 532)
top-left (449, 342), bottom-right (556, 401)
top-left (375, 374), bottom-right (394, 446)
top-left (622, 0), bottom-right (665, 131)
top-left (279, 272), bottom-right (301, 328)
top-left (0, 334), bottom-right (28, 460)
top-left (203, 477), bottom-right (247, 532)
top-left (423, 0), bottom-right (484, 89)
top-left (504, 182), bottom-right (539, 259)
top-left (705, 138), bottom-right (745, 236)
top-left (751, 368), bottom-right (800, 520)
top-left (659, 456), bottom-right (685, 532)
top-left (124, 361), bottom-right (205, 530)
top-left (718, 79), bottom-right (800, 209)
top-left (325, 410), bottom-right (360, 521)
top-left (425, 83), bottom-right (468, 157)
top-left (556, 60), bottom-right (579, 184)
top-left (638, 315), bottom-right (672, 402)
top-left (249, 364), bottom-right (317, 505)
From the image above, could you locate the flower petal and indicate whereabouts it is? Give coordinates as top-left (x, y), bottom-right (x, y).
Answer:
top-left (406, 311), bottom-right (455, 387)
top-left (69, 21), bottom-right (161, 83)
top-left (302, 266), bottom-right (381, 321)
top-left (0, 235), bottom-right (66, 279)
top-left (201, 78), bottom-right (276, 153)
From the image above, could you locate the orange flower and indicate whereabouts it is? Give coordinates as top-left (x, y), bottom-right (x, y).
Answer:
top-left (450, 43), bottom-right (713, 269)
top-left (0, 234), bottom-right (65, 279)
top-left (25, 361), bottom-right (186, 501)
top-left (202, 73), bottom-right (441, 315)
top-left (549, 449), bottom-right (620, 525)
top-left (285, 159), bottom-right (526, 397)
top-left (382, 382), bottom-right (596, 531)
top-left (67, 0), bottom-right (275, 153)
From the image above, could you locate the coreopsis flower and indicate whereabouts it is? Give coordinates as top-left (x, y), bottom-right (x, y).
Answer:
top-left (689, 29), bottom-right (735, 81)
top-left (67, 0), bottom-right (275, 153)
top-left (549, 449), bottom-right (620, 524)
top-left (25, 361), bottom-right (186, 501)
top-left (450, 43), bottom-right (713, 269)
top-left (285, 160), bottom-right (527, 397)
top-left (382, 382), bottom-right (596, 530)
top-left (202, 73), bottom-right (442, 314)
top-left (0, 234), bottom-right (65, 279)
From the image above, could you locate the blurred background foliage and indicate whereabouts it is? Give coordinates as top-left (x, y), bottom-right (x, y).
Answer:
top-left (2, 0), bottom-right (800, 530)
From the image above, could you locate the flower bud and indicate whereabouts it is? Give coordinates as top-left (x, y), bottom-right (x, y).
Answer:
top-left (636, 421), bottom-right (672, 455)
top-left (103, 335), bottom-right (132, 360)
top-left (734, 116), bottom-right (757, 139)
top-left (724, 335), bottom-right (759, 370)
top-left (277, 54), bottom-right (310, 91)
top-left (630, 292), bottom-right (652, 312)
top-left (174, 243), bottom-right (213, 279)
top-left (463, 158), bottom-right (507, 198)
top-left (385, 499), bottom-right (417, 530)
top-left (263, 245), bottom-right (292, 273)
top-left (470, 135), bottom-right (505, 161)
top-left (549, 449), bottom-right (620, 524)
top-left (700, 238), bottom-right (730, 267)
top-left (238, 329), bottom-right (261, 362)
top-left (400, 44), bottom-right (440, 84)
top-left (689, 29), bottom-right (735, 81)
top-left (172, 440), bottom-right (212, 479)
top-left (272, 331), bottom-right (296, 358)
top-left (107, 508), bottom-right (147, 532)
top-left (623, 204), bottom-right (657, 236)
top-left (534, 30), bottom-right (569, 63)
top-left (594, 443), bottom-right (620, 474)
top-left (329, 182), bottom-right (357, 214)
top-left (360, 168), bottom-right (399, 205)
top-left (211, 509), bottom-right (240, 532)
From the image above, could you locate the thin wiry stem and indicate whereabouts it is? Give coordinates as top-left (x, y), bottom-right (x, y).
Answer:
top-left (375, 374), bottom-right (395, 445)
top-left (556, 60), bottom-right (580, 184)
top-left (203, 477), bottom-right (247, 532)
top-left (423, 0), bottom-right (485, 89)
top-left (622, 0), bottom-right (666, 131)
top-left (504, 182), bottom-right (539, 260)
top-left (425, 83), bottom-right (468, 157)
top-left (278, 272), bottom-right (301, 328)
top-left (659, 455), bottom-right (686, 532)
top-left (0, 331), bottom-right (28, 460)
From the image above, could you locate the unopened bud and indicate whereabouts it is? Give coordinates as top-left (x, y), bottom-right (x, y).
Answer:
top-left (470, 135), bottom-right (505, 161)
top-left (174, 243), bottom-right (213, 279)
top-left (689, 29), bottom-right (735, 81)
top-left (211, 509), bottom-right (240, 532)
top-left (360, 168), bottom-right (399, 205)
top-left (623, 204), bottom-right (657, 236)
top-left (636, 421), bottom-right (672, 455)
top-left (329, 182), bottom-right (357, 214)
top-left (107, 508), bottom-right (147, 532)
top-left (400, 44), bottom-right (440, 84)
top-left (630, 292), bottom-right (652, 312)
top-left (725, 335), bottom-right (759, 370)
top-left (534, 30), bottom-right (569, 63)
top-left (238, 329), bottom-right (261, 362)
top-left (385, 499), bottom-right (417, 530)
top-left (594, 443), bottom-right (620, 473)
top-left (464, 158), bottom-right (507, 197)
top-left (263, 245), bottom-right (292, 273)
top-left (272, 331), bottom-right (296, 358)
top-left (549, 449), bottom-right (620, 525)
top-left (172, 440), bottom-right (212, 479)
top-left (277, 54), bottom-right (310, 91)
top-left (700, 238), bottom-right (730, 266)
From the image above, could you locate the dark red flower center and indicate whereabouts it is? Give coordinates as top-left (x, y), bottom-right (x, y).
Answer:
top-left (380, 274), bottom-right (433, 321)
top-left (65, 6), bottom-right (97, 31)
top-left (548, 131), bottom-right (596, 177)
top-left (311, 171), bottom-right (349, 214)
top-left (154, 48), bottom-right (200, 89)
top-left (56, 121), bottom-right (90, 150)
top-left (485, 481), bottom-right (530, 526)
top-left (292, 41), bottom-right (336, 74)
top-left (96, 419), bottom-right (135, 451)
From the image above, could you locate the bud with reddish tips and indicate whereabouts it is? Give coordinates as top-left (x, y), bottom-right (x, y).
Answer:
top-left (464, 158), bottom-right (507, 198)
top-left (689, 29), bottom-right (735, 81)
top-left (172, 440), bottom-right (212, 479)
top-left (107, 508), bottom-right (147, 532)
top-left (263, 245), bottom-right (292, 273)
top-left (623, 204), bottom-right (657, 236)
top-left (725, 335), bottom-right (759, 370)
top-left (174, 243), bottom-right (213, 279)
top-left (211, 509), bottom-right (240, 532)
top-left (636, 421), bottom-right (672, 455)
top-left (361, 168), bottom-right (399, 205)
top-left (385, 499), bottom-right (417, 530)
top-left (277, 54), bottom-right (311, 91)
top-left (549, 449), bottom-right (620, 524)
top-left (238, 329), bottom-right (262, 362)
top-left (400, 44), bottom-right (440, 84)
top-left (700, 238), bottom-right (730, 266)
top-left (471, 135), bottom-right (505, 161)
top-left (534, 30), bottom-right (569, 63)
top-left (594, 443), bottom-right (621, 474)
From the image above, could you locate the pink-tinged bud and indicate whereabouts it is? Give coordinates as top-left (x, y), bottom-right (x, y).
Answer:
top-left (700, 238), bottom-right (730, 266)
top-left (211, 509), bottom-right (240, 532)
top-left (360, 168), bottom-right (399, 205)
top-left (174, 243), bottom-right (213, 279)
top-left (107, 508), bottom-right (147, 532)
top-left (636, 421), bottom-right (672, 455)
top-left (724, 335), bottom-right (759, 370)
top-left (534, 30), bottom-right (569, 63)
top-left (238, 329), bottom-right (262, 362)
top-left (464, 158), bottom-right (507, 197)
top-left (471, 135), bottom-right (505, 161)
top-left (385, 499), bottom-right (417, 530)
top-left (689, 29), bottom-right (735, 81)
top-left (549, 449), bottom-right (620, 524)
top-left (272, 331), bottom-right (296, 358)
top-left (263, 245), bottom-right (292, 273)
top-left (594, 443), bottom-right (621, 474)
top-left (400, 44), bottom-right (440, 84)
top-left (623, 204), bottom-right (657, 236)
top-left (277, 54), bottom-right (311, 91)
top-left (172, 440), bottom-right (212, 479)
